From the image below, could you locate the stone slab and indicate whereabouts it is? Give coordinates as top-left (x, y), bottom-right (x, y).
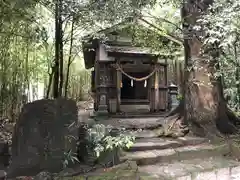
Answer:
top-left (175, 144), bottom-right (228, 160)
top-left (177, 136), bottom-right (207, 146)
top-left (8, 99), bottom-right (79, 177)
top-left (122, 144), bottom-right (227, 165)
top-left (216, 168), bottom-right (230, 180)
top-left (230, 166), bottom-right (240, 180)
top-left (100, 117), bottom-right (165, 129)
top-left (128, 138), bottom-right (182, 151)
top-left (193, 171), bottom-right (217, 180)
top-left (131, 130), bottom-right (159, 139)
top-left (139, 163), bottom-right (190, 179)
top-left (0, 170), bottom-right (6, 180)
top-left (177, 176), bottom-right (192, 180)
top-left (138, 157), bottom-right (240, 180)
top-left (121, 151), bottom-right (160, 165)
top-left (127, 136), bottom-right (208, 152)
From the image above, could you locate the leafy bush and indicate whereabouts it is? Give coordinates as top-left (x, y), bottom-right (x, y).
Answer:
top-left (86, 124), bottom-right (135, 159)
top-left (198, 0), bottom-right (240, 114)
top-left (177, 94), bottom-right (183, 101)
top-left (62, 149), bottom-right (79, 168)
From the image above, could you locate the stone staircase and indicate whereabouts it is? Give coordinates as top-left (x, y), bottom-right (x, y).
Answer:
top-left (121, 130), bottom-right (240, 180)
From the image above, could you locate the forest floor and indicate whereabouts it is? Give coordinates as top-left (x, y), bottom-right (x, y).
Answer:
top-left (0, 118), bottom-right (14, 144)
top-left (2, 101), bottom-right (240, 180)
top-left (52, 130), bottom-right (240, 180)
top-left (59, 116), bottom-right (240, 180)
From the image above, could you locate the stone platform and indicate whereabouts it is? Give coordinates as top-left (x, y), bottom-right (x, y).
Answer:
top-left (121, 130), bottom-right (240, 180)
top-left (97, 117), bottom-right (165, 129)
top-left (77, 114), bottom-right (240, 179)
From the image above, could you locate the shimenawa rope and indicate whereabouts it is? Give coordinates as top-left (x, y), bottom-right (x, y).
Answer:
top-left (113, 63), bottom-right (158, 82)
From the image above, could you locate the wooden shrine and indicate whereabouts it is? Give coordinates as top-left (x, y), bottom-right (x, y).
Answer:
top-left (82, 19), bottom-right (178, 115)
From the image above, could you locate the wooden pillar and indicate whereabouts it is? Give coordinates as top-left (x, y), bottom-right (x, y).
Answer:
top-left (164, 58), bottom-right (168, 111)
top-left (116, 68), bottom-right (121, 112)
top-left (91, 70), bottom-right (97, 111)
top-left (94, 61), bottom-right (99, 111)
top-left (154, 67), bottom-right (160, 111)
top-left (96, 62), bottom-right (109, 115)
top-left (150, 64), bottom-right (155, 112)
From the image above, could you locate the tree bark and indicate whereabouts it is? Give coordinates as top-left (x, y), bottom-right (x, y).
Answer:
top-left (53, 0), bottom-right (60, 98)
top-left (234, 40), bottom-right (240, 108)
top-left (167, 0), bottom-right (239, 137)
top-left (58, 0), bottom-right (64, 97)
top-left (46, 66), bottom-right (54, 99)
top-left (64, 18), bottom-right (75, 98)
top-left (24, 39), bottom-right (29, 104)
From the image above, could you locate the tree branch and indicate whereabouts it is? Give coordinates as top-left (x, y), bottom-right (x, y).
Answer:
top-left (142, 12), bottom-right (183, 32)
top-left (0, 31), bottom-right (31, 39)
top-left (139, 18), bottom-right (183, 45)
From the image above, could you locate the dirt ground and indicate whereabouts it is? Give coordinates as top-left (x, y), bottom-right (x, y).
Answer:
top-left (0, 118), bottom-right (14, 144)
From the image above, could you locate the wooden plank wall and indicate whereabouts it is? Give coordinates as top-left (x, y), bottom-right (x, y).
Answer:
top-left (158, 66), bottom-right (168, 110)
top-left (167, 60), bottom-right (184, 88)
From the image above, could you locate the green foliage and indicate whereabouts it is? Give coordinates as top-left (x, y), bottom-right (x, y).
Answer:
top-left (199, 0), bottom-right (240, 112)
top-left (130, 24), bottom-right (180, 54)
top-left (0, 0), bottom-right (184, 121)
top-left (86, 124), bottom-right (135, 158)
top-left (177, 94), bottom-right (183, 101)
top-left (68, 69), bottom-right (91, 101)
top-left (62, 149), bottom-right (79, 168)
top-left (0, 0), bottom-right (44, 120)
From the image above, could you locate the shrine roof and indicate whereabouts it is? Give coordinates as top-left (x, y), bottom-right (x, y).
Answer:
top-left (104, 44), bottom-right (159, 56)
top-left (82, 17), bottom-right (182, 69)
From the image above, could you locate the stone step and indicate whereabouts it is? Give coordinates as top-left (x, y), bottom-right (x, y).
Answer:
top-left (138, 156), bottom-right (240, 180)
top-left (121, 143), bottom-right (228, 165)
top-left (129, 129), bottom-right (207, 141)
top-left (127, 138), bottom-right (183, 151)
top-left (126, 136), bottom-right (207, 152)
top-left (177, 136), bottom-right (208, 146)
top-left (100, 117), bottom-right (165, 130)
top-left (110, 113), bottom-right (167, 118)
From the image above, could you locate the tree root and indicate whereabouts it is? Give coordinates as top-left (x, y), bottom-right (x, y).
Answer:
top-left (161, 113), bottom-right (189, 138)
top-left (167, 117), bottom-right (179, 132)
top-left (163, 110), bottom-right (238, 138)
top-left (160, 100), bottom-right (189, 138)
top-left (159, 100), bottom-right (240, 138)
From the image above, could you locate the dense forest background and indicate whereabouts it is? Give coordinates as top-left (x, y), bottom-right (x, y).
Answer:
top-left (0, 0), bottom-right (240, 124)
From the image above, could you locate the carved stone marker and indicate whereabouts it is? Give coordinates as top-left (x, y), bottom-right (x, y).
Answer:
top-left (0, 142), bottom-right (9, 169)
top-left (8, 98), bottom-right (78, 178)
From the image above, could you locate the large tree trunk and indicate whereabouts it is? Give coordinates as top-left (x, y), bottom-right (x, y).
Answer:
top-left (46, 66), bottom-right (54, 99)
top-left (53, 0), bottom-right (60, 98)
top-left (64, 18), bottom-right (75, 98)
top-left (58, 0), bottom-right (64, 97)
top-left (167, 0), bottom-right (239, 138)
top-left (234, 41), bottom-right (240, 108)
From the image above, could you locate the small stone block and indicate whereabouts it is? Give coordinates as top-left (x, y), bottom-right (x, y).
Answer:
top-left (216, 168), bottom-right (230, 180)
top-left (130, 140), bottom-right (181, 151)
top-left (193, 171), bottom-right (217, 180)
top-left (178, 136), bottom-right (206, 145)
top-left (0, 170), bottom-right (6, 180)
top-left (135, 131), bottom-right (158, 138)
top-left (153, 149), bottom-right (177, 162)
top-left (231, 166), bottom-right (240, 180)
top-left (161, 165), bottom-right (188, 177)
top-left (177, 175), bottom-right (191, 180)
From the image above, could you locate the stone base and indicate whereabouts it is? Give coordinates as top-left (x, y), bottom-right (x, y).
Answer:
top-left (0, 170), bottom-right (6, 180)
top-left (95, 105), bottom-right (109, 118)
